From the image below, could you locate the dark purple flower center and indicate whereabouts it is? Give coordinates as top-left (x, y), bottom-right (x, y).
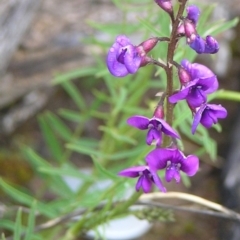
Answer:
top-left (204, 108), bottom-right (218, 124)
top-left (117, 48), bottom-right (127, 64)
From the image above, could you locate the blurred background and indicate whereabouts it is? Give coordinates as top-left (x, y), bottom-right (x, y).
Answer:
top-left (1, 0), bottom-right (240, 239)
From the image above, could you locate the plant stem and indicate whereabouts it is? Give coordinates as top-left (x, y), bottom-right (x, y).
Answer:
top-left (164, 0), bottom-right (188, 146)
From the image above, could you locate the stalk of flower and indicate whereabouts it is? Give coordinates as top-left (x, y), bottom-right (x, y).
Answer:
top-left (106, 0), bottom-right (227, 193)
top-left (106, 35), bottom-right (169, 77)
top-left (169, 59), bottom-right (219, 107)
top-left (127, 105), bottom-right (180, 147)
top-left (146, 148), bottom-right (199, 184)
top-left (177, 5), bottom-right (219, 54)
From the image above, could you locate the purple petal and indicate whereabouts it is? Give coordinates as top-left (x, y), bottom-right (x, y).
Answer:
top-left (189, 35), bottom-right (205, 54)
top-left (124, 45), bottom-right (141, 74)
top-left (146, 148), bottom-right (174, 170)
top-left (189, 62), bottom-right (215, 80)
top-left (187, 88), bottom-right (207, 108)
top-left (168, 87), bottom-right (190, 103)
top-left (180, 155), bottom-right (199, 176)
top-left (165, 166), bottom-right (181, 183)
top-left (181, 59), bottom-right (191, 70)
top-left (187, 5), bottom-right (200, 24)
top-left (201, 110), bottom-right (218, 128)
top-left (146, 128), bottom-right (162, 146)
top-left (116, 35), bottom-right (132, 46)
top-left (151, 171), bottom-right (167, 192)
top-left (197, 76), bottom-right (219, 94)
top-left (158, 119), bottom-right (180, 139)
top-left (192, 105), bottom-right (206, 134)
top-left (107, 45), bottom-right (129, 77)
top-left (118, 165), bottom-right (148, 178)
top-left (141, 175), bottom-right (153, 193)
top-left (136, 175), bottom-right (144, 191)
top-left (127, 115), bottom-right (149, 130)
top-left (207, 104), bottom-right (228, 118)
top-left (205, 36), bottom-right (219, 54)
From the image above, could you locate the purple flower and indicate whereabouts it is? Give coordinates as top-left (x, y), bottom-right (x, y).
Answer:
top-left (190, 35), bottom-right (219, 54)
top-left (118, 165), bottom-right (166, 193)
top-left (186, 5), bottom-right (200, 25)
top-left (192, 103), bottom-right (227, 134)
top-left (127, 115), bottom-right (180, 146)
top-left (169, 59), bottom-right (218, 108)
top-left (146, 148), bottom-right (199, 183)
top-left (106, 35), bottom-right (141, 77)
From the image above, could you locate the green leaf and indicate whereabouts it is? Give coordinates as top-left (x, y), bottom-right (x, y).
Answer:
top-left (38, 165), bottom-right (93, 182)
top-left (53, 68), bottom-right (98, 85)
top-left (24, 201), bottom-right (36, 240)
top-left (99, 126), bottom-right (137, 145)
top-left (112, 87), bottom-right (128, 115)
top-left (13, 208), bottom-right (22, 240)
top-left (0, 178), bottom-right (56, 218)
top-left (92, 155), bottom-right (118, 181)
top-left (22, 147), bottom-right (73, 197)
top-left (0, 220), bottom-right (16, 231)
top-left (58, 109), bottom-right (87, 122)
top-left (46, 112), bottom-right (73, 141)
top-left (66, 143), bottom-right (109, 159)
top-left (204, 17), bottom-right (239, 36)
top-left (38, 114), bottom-right (63, 162)
top-left (61, 81), bottom-right (86, 111)
top-left (210, 89), bottom-right (240, 102)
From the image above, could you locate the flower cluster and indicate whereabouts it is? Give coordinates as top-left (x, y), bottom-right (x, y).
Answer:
top-left (106, 1), bottom-right (227, 193)
top-left (119, 107), bottom-right (199, 193)
top-left (178, 5), bottom-right (219, 54)
top-left (169, 59), bottom-right (227, 134)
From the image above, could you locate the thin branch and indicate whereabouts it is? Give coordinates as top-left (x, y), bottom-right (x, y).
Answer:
top-left (140, 192), bottom-right (240, 221)
top-left (136, 201), bottom-right (240, 221)
top-left (5, 192), bottom-right (240, 240)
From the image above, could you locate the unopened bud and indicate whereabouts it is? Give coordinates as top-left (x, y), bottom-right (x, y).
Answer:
top-left (184, 20), bottom-right (197, 43)
top-left (137, 37), bottom-right (159, 55)
top-left (153, 105), bottom-right (164, 119)
top-left (178, 67), bottom-right (191, 84)
top-left (189, 35), bottom-right (205, 54)
top-left (177, 24), bottom-right (185, 36)
top-left (186, 5), bottom-right (200, 24)
top-left (205, 36), bottom-right (219, 54)
top-left (155, 0), bottom-right (173, 13)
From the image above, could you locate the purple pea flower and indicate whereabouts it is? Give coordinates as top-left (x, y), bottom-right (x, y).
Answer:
top-left (146, 148), bottom-right (199, 183)
top-left (127, 115), bottom-right (180, 146)
top-left (192, 103), bottom-right (227, 134)
top-left (118, 165), bottom-right (166, 193)
top-left (169, 59), bottom-right (218, 108)
top-left (106, 35), bottom-right (141, 77)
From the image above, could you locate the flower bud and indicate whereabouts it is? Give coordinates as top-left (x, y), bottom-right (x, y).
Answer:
top-left (186, 5), bottom-right (200, 24)
top-left (178, 67), bottom-right (191, 85)
top-left (177, 24), bottom-right (185, 36)
top-left (189, 35), bottom-right (205, 54)
top-left (155, 0), bottom-right (172, 13)
top-left (205, 36), bottom-right (219, 54)
top-left (184, 20), bottom-right (197, 43)
top-left (153, 105), bottom-right (164, 119)
top-left (137, 37), bottom-right (159, 55)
